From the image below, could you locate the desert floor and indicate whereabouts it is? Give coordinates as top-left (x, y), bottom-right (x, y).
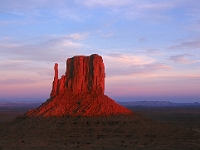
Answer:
top-left (0, 105), bottom-right (200, 150)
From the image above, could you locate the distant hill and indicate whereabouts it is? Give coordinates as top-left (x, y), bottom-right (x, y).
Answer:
top-left (1, 101), bottom-right (200, 109)
top-left (118, 101), bottom-right (200, 107)
top-left (0, 101), bottom-right (42, 109)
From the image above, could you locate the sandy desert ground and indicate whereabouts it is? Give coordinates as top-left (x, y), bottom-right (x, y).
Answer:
top-left (0, 105), bottom-right (200, 150)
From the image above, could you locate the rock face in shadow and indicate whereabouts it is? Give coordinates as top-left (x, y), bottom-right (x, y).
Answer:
top-left (25, 54), bottom-right (133, 117)
top-left (65, 54), bottom-right (105, 94)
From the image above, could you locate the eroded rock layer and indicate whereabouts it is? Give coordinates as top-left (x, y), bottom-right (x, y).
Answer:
top-left (25, 54), bottom-right (133, 117)
top-left (65, 54), bottom-right (105, 94)
top-left (26, 93), bottom-right (133, 117)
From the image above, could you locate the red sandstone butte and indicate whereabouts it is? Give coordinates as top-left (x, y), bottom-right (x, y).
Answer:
top-left (25, 54), bottom-right (133, 117)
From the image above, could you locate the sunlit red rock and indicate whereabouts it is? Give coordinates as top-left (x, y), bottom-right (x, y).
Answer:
top-left (50, 63), bottom-right (59, 97)
top-left (25, 54), bottom-right (133, 117)
top-left (65, 54), bottom-right (105, 94)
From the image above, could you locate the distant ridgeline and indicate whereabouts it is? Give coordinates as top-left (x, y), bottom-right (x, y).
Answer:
top-left (119, 101), bottom-right (200, 107)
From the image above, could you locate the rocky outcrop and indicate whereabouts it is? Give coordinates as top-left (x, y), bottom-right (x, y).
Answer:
top-left (50, 63), bottom-right (59, 97)
top-left (65, 54), bottom-right (105, 94)
top-left (50, 64), bottom-right (66, 97)
top-left (25, 54), bottom-right (133, 117)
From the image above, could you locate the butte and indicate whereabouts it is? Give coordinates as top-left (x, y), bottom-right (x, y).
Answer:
top-left (25, 54), bottom-right (133, 117)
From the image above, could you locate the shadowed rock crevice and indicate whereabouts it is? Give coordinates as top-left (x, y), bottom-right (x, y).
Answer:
top-left (25, 54), bottom-right (133, 117)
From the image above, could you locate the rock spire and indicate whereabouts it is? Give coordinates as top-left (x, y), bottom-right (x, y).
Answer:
top-left (50, 63), bottom-right (58, 97)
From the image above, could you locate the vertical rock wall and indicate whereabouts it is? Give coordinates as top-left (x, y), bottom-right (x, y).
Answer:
top-left (65, 54), bottom-right (105, 94)
top-left (50, 54), bottom-right (105, 97)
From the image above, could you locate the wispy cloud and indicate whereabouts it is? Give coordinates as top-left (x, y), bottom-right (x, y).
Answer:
top-left (139, 3), bottom-right (174, 10)
top-left (77, 0), bottom-right (176, 22)
top-left (169, 54), bottom-right (200, 64)
top-left (0, 78), bottom-right (38, 85)
top-left (76, 0), bottom-right (174, 9)
top-left (101, 33), bottom-right (114, 38)
top-left (0, 59), bottom-right (31, 69)
top-left (105, 52), bottom-right (155, 65)
top-left (0, 0), bottom-right (84, 24)
top-left (69, 33), bottom-right (89, 40)
top-left (0, 33), bottom-right (88, 62)
top-left (0, 0), bottom-right (42, 11)
top-left (145, 49), bottom-right (164, 56)
top-left (0, 20), bottom-right (18, 26)
top-left (138, 38), bottom-right (147, 43)
top-left (0, 33), bottom-right (88, 87)
top-left (1, 0), bottom-right (199, 26)
top-left (185, 4), bottom-right (200, 32)
top-left (75, 0), bottom-right (133, 7)
top-left (169, 39), bottom-right (200, 50)
top-left (104, 52), bottom-right (170, 77)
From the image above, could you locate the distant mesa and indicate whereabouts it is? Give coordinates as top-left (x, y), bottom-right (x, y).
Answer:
top-left (25, 54), bottom-right (133, 117)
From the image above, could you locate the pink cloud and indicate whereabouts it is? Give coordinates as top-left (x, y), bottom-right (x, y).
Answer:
top-left (0, 81), bottom-right (51, 100)
top-left (105, 71), bottom-right (200, 98)
top-left (103, 53), bottom-right (170, 77)
top-left (169, 39), bottom-right (200, 50)
top-left (169, 54), bottom-right (200, 64)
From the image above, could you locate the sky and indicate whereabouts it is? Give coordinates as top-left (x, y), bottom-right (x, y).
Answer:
top-left (0, 0), bottom-right (200, 103)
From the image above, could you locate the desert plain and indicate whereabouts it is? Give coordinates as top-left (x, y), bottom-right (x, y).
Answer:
top-left (0, 103), bottom-right (200, 150)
